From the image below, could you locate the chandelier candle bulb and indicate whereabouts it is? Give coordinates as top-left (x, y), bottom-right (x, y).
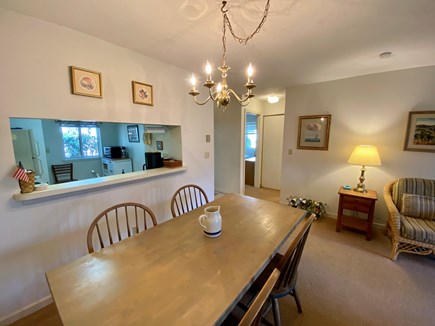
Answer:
top-left (247, 63), bottom-right (253, 82)
top-left (205, 61), bottom-right (212, 80)
top-left (189, 74), bottom-right (200, 96)
top-left (190, 75), bottom-right (196, 89)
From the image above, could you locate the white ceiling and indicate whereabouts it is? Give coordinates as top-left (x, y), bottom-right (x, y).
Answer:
top-left (1, 0), bottom-right (435, 100)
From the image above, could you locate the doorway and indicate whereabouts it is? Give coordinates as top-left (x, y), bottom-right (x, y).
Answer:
top-left (244, 113), bottom-right (258, 187)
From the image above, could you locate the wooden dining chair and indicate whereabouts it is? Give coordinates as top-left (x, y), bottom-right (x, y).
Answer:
top-left (51, 163), bottom-right (76, 183)
top-left (244, 214), bottom-right (316, 326)
top-left (87, 202), bottom-right (157, 253)
top-left (170, 184), bottom-right (209, 217)
top-left (221, 268), bottom-right (280, 326)
top-left (238, 268), bottom-right (280, 326)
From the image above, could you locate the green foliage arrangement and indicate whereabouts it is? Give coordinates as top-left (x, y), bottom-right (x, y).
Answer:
top-left (287, 195), bottom-right (327, 219)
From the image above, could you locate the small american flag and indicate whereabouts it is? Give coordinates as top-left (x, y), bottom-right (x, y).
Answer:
top-left (12, 162), bottom-right (29, 182)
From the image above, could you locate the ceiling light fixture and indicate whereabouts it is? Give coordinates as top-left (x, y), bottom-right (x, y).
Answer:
top-left (268, 95), bottom-right (279, 104)
top-left (189, 0), bottom-right (271, 110)
top-left (379, 51), bottom-right (392, 59)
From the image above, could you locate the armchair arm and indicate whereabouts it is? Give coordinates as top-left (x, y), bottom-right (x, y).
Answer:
top-left (383, 180), bottom-right (402, 238)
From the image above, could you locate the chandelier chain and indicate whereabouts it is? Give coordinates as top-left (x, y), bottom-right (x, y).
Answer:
top-left (222, 13), bottom-right (227, 64)
top-left (222, 0), bottom-right (270, 45)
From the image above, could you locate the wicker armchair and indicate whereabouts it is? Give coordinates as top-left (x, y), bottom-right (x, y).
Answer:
top-left (384, 178), bottom-right (435, 260)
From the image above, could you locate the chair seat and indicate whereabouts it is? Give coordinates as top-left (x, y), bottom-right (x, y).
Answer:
top-left (401, 215), bottom-right (435, 245)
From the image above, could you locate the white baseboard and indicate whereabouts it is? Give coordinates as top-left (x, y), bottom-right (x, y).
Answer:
top-left (0, 295), bottom-right (53, 326)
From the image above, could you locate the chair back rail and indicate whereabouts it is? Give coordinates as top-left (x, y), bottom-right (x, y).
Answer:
top-left (275, 214), bottom-right (315, 291)
top-left (51, 163), bottom-right (74, 183)
top-left (239, 268), bottom-right (280, 326)
top-left (171, 184), bottom-right (209, 217)
top-left (87, 202), bottom-right (157, 253)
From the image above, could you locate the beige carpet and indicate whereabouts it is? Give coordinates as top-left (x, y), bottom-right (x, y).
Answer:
top-left (245, 185), bottom-right (281, 204)
top-left (266, 217), bottom-right (435, 326)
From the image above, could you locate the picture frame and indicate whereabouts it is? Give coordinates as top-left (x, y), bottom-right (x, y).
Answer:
top-left (132, 81), bottom-right (153, 106)
top-left (297, 114), bottom-right (331, 150)
top-left (71, 66), bottom-right (102, 98)
top-left (156, 141), bottom-right (163, 150)
top-left (127, 125), bottom-right (140, 143)
top-left (403, 111), bottom-right (435, 152)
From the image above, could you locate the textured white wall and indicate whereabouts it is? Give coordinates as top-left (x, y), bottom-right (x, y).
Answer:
top-left (281, 66), bottom-right (435, 223)
top-left (0, 9), bottom-right (214, 321)
top-left (214, 102), bottom-right (243, 194)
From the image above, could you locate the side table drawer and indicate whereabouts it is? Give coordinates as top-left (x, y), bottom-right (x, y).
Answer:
top-left (337, 187), bottom-right (377, 241)
top-left (341, 196), bottom-right (372, 213)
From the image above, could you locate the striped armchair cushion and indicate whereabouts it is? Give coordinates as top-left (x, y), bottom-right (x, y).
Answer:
top-left (400, 215), bottom-right (435, 245)
top-left (401, 194), bottom-right (435, 220)
top-left (392, 178), bottom-right (435, 211)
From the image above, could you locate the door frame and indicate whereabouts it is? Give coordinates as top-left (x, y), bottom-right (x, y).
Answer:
top-left (240, 109), bottom-right (263, 194)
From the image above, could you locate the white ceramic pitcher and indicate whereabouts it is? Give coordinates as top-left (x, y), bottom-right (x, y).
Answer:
top-left (198, 206), bottom-right (222, 237)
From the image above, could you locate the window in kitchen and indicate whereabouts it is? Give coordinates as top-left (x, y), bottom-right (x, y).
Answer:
top-left (59, 121), bottom-right (101, 159)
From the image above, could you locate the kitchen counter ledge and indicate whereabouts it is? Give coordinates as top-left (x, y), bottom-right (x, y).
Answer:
top-left (13, 166), bottom-right (186, 202)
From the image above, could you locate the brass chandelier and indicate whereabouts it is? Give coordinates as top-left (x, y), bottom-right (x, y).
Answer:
top-left (189, 0), bottom-right (271, 110)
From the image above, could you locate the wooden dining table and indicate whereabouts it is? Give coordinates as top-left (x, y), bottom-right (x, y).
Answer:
top-left (46, 193), bottom-right (307, 325)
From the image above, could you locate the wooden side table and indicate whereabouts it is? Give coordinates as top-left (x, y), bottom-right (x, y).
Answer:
top-left (336, 187), bottom-right (378, 240)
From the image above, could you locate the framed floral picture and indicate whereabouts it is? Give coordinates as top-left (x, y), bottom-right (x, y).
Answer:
top-left (297, 114), bottom-right (331, 150)
top-left (403, 111), bottom-right (435, 152)
top-left (132, 81), bottom-right (153, 106)
top-left (127, 125), bottom-right (140, 143)
top-left (71, 66), bottom-right (102, 98)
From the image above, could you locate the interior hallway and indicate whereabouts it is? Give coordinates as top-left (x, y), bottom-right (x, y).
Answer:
top-left (244, 185), bottom-right (281, 204)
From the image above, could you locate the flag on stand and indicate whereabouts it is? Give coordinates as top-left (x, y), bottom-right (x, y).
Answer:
top-left (12, 161), bottom-right (29, 182)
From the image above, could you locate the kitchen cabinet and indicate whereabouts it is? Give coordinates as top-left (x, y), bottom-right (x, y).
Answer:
top-left (102, 158), bottom-right (133, 176)
top-left (245, 158), bottom-right (255, 186)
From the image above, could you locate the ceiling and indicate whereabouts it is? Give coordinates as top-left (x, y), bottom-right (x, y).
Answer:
top-left (1, 0), bottom-right (435, 100)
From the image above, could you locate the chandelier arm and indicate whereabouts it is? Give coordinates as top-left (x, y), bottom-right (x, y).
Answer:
top-left (227, 89), bottom-right (251, 103)
top-left (223, 0), bottom-right (270, 45)
top-left (208, 88), bottom-right (220, 101)
top-left (191, 96), bottom-right (212, 106)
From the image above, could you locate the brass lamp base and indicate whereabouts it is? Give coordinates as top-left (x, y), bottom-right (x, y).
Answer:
top-left (353, 184), bottom-right (367, 193)
top-left (353, 165), bottom-right (367, 193)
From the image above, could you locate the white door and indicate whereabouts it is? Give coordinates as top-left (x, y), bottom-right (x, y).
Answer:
top-left (261, 115), bottom-right (284, 190)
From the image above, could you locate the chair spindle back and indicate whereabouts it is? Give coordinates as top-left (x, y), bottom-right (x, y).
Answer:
top-left (87, 202), bottom-right (157, 253)
top-left (170, 184), bottom-right (209, 217)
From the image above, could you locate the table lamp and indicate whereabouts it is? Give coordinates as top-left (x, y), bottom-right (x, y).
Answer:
top-left (348, 145), bottom-right (381, 193)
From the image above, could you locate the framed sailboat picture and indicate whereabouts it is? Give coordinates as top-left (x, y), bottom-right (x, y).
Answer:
top-left (297, 114), bottom-right (331, 150)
